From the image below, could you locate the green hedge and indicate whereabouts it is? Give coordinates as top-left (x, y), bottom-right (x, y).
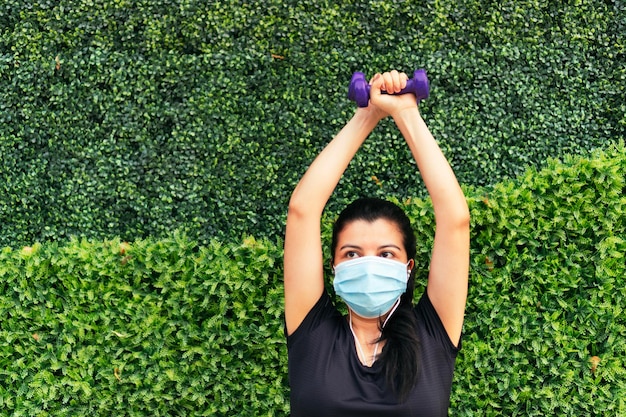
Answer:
top-left (1, 0), bottom-right (625, 247)
top-left (0, 234), bottom-right (288, 416)
top-left (1, 142), bottom-right (624, 416)
top-left (455, 142), bottom-right (626, 415)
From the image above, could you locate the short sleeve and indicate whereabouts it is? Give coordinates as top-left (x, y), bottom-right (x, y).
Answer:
top-left (286, 290), bottom-right (342, 349)
top-left (415, 291), bottom-right (462, 355)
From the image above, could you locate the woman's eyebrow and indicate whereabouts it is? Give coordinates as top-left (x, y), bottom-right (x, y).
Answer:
top-left (378, 244), bottom-right (401, 250)
top-left (339, 244), bottom-right (362, 251)
top-left (339, 244), bottom-right (402, 251)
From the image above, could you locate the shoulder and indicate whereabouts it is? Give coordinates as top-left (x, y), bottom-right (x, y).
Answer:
top-left (286, 290), bottom-right (343, 348)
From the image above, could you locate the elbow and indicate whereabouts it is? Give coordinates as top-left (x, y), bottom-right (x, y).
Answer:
top-left (287, 182), bottom-right (307, 215)
top-left (448, 210), bottom-right (470, 234)
top-left (458, 204), bottom-right (471, 229)
top-left (287, 181), bottom-right (326, 220)
top-left (436, 202), bottom-right (470, 232)
top-left (287, 200), bottom-right (304, 222)
top-left (456, 203), bottom-right (471, 231)
top-left (287, 193), bottom-right (316, 221)
top-left (454, 194), bottom-right (471, 228)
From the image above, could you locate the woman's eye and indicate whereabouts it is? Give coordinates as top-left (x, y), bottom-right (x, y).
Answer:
top-left (346, 251), bottom-right (359, 258)
top-left (380, 252), bottom-right (393, 258)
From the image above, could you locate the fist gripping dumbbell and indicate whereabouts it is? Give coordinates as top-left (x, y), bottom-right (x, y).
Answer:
top-left (347, 69), bottom-right (429, 107)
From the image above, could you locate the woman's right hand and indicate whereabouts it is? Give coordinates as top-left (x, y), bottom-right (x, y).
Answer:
top-left (354, 94), bottom-right (389, 123)
top-left (368, 70), bottom-right (419, 119)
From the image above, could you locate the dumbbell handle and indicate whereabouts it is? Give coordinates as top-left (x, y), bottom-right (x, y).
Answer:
top-left (348, 69), bottom-right (429, 107)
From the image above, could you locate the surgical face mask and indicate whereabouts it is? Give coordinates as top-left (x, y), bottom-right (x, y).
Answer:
top-left (333, 256), bottom-right (410, 319)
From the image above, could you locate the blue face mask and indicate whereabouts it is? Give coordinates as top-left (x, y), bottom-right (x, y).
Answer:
top-left (333, 256), bottom-right (410, 319)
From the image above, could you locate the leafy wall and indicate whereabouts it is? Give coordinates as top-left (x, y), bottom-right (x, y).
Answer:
top-left (1, 0), bottom-right (625, 246)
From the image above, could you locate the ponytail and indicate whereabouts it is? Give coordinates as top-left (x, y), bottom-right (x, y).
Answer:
top-left (377, 269), bottom-right (420, 402)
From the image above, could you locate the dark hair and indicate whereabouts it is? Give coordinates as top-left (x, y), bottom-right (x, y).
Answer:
top-left (331, 197), bottom-right (420, 402)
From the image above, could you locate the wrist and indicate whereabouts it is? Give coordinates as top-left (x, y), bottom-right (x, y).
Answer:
top-left (353, 107), bottom-right (386, 128)
top-left (391, 106), bottom-right (422, 125)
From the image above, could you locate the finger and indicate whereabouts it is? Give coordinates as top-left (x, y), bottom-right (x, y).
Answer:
top-left (390, 70), bottom-right (403, 93)
top-left (381, 72), bottom-right (394, 92)
top-left (369, 73), bottom-right (384, 94)
top-left (400, 72), bottom-right (409, 90)
top-left (390, 70), bottom-right (410, 93)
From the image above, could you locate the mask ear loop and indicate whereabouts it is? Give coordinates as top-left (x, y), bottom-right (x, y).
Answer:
top-left (381, 297), bottom-right (402, 329)
top-left (350, 297), bottom-right (402, 367)
top-left (349, 309), bottom-right (373, 366)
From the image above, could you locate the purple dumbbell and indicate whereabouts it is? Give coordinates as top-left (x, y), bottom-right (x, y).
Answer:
top-left (348, 69), bottom-right (429, 107)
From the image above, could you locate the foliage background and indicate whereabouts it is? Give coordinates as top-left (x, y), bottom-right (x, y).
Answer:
top-left (1, 0), bottom-right (625, 416)
top-left (1, 143), bottom-right (625, 416)
top-left (1, 0), bottom-right (624, 246)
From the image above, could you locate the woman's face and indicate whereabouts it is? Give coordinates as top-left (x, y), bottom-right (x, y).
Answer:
top-left (333, 218), bottom-right (412, 267)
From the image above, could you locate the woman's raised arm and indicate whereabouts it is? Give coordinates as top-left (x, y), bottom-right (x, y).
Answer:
top-left (284, 106), bottom-right (385, 335)
top-left (370, 71), bottom-right (470, 346)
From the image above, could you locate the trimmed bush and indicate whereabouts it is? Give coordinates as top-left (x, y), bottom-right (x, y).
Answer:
top-left (1, 0), bottom-right (625, 246)
top-left (453, 142), bottom-right (626, 415)
top-left (1, 142), bottom-right (624, 415)
top-left (0, 234), bottom-right (288, 416)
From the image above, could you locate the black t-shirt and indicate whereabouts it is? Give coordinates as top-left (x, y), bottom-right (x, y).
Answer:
top-left (286, 290), bottom-right (460, 417)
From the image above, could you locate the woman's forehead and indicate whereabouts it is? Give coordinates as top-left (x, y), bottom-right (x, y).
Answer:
top-left (337, 218), bottom-right (404, 245)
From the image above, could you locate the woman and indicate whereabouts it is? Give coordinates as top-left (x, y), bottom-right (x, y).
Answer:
top-left (283, 70), bottom-right (470, 416)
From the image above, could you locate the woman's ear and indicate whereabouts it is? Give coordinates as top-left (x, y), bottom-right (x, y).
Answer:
top-left (407, 259), bottom-right (415, 274)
